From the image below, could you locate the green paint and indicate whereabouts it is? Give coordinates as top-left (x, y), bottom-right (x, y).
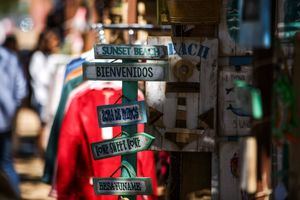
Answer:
top-left (122, 59), bottom-right (138, 200)
top-left (91, 132), bottom-right (155, 160)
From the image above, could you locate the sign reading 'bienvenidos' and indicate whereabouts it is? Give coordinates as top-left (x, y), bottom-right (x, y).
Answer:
top-left (83, 62), bottom-right (168, 81)
top-left (98, 101), bottom-right (147, 127)
top-left (91, 132), bottom-right (154, 160)
top-left (93, 177), bottom-right (153, 195)
top-left (94, 44), bottom-right (168, 60)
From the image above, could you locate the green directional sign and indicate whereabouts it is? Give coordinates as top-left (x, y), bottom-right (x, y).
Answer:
top-left (91, 132), bottom-right (155, 160)
top-left (98, 101), bottom-right (147, 128)
top-left (94, 44), bottom-right (168, 60)
top-left (83, 62), bottom-right (168, 81)
top-left (93, 177), bottom-right (153, 195)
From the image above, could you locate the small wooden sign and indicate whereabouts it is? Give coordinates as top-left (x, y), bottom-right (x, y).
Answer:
top-left (83, 62), bottom-right (168, 81)
top-left (98, 101), bottom-right (147, 127)
top-left (93, 177), bottom-right (153, 195)
top-left (94, 44), bottom-right (168, 60)
top-left (91, 132), bottom-right (155, 160)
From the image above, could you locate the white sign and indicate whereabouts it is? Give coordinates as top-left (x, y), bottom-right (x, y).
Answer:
top-left (83, 62), bottom-right (168, 81)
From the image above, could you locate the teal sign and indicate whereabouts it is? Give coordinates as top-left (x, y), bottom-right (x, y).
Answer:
top-left (83, 62), bottom-right (168, 81)
top-left (94, 44), bottom-right (168, 60)
top-left (93, 177), bottom-right (153, 195)
top-left (91, 132), bottom-right (154, 160)
top-left (98, 101), bottom-right (147, 127)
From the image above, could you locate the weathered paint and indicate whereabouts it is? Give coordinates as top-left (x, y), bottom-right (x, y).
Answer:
top-left (146, 36), bottom-right (218, 152)
top-left (93, 177), bottom-right (153, 195)
top-left (219, 0), bottom-right (252, 56)
top-left (94, 44), bottom-right (168, 60)
top-left (91, 132), bottom-right (155, 160)
top-left (97, 101), bottom-right (147, 127)
top-left (218, 66), bottom-right (253, 136)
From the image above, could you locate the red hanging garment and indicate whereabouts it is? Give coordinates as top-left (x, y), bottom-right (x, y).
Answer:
top-left (55, 85), bottom-right (157, 200)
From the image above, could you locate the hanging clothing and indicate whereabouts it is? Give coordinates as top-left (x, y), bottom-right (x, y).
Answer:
top-left (43, 57), bottom-right (85, 183)
top-left (43, 75), bottom-right (83, 183)
top-left (54, 86), bottom-right (157, 200)
top-left (63, 57), bottom-right (85, 79)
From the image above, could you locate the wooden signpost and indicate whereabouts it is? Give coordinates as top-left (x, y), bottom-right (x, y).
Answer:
top-left (97, 101), bottom-right (147, 127)
top-left (84, 44), bottom-right (168, 199)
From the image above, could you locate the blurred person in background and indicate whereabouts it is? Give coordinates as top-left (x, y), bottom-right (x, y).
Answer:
top-left (0, 41), bottom-right (28, 197)
top-left (2, 34), bottom-right (18, 53)
top-left (29, 28), bottom-right (62, 154)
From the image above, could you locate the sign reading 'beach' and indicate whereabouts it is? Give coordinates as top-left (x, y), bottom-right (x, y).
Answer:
top-left (94, 44), bottom-right (168, 60)
top-left (93, 177), bottom-right (153, 195)
top-left (97, 101), bottom-right (147, 127)
top-left (83, 62), bottom-right (168, 81)
top-left (91, 132), bottom-right (154, 160)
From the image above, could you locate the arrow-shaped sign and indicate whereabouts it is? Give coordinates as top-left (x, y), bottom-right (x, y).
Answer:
top-left (93, 177), bottom-right (153, 195)
top-left (91, 132), bottom-right (155, 160)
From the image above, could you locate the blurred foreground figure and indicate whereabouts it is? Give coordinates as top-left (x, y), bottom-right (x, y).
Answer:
top-left (0, 45), bottom-right (27, 197)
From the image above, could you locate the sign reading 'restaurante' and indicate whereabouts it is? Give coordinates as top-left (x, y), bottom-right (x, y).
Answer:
top-left (83, 62), bottom-right (168, 81)
top-left (97, 101), bottom-right (147, 127)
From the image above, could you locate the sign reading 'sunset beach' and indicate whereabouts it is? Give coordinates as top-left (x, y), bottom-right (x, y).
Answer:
top-left (94, 44), bottom-right (168, 60)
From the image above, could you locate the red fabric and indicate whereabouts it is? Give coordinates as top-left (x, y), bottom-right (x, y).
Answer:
top-left (56, 87), bottom-right (157, 200)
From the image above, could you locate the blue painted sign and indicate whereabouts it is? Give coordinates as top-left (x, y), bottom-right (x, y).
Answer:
top-left (97, 101), bottom-right (147, 127)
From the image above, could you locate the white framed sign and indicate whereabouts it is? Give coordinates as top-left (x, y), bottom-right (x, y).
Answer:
top-left (83, 62), bottom-right (168, 81)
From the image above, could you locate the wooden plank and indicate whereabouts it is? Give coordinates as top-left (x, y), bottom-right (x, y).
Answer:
top-left (218, 66), bottom-right (253, 136)
top-left (166, 0), bottom-right (219, 24)
top-left (146, 36), bottom-right (217, 152)
top-left (166, 82), bottom-right (200, 93)
top-left (218, 0), bottom-right (252, 56)
top-left (219, 142), bottom-right (242, 200)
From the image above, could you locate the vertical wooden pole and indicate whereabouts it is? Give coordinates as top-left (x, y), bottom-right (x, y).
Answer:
top-left (252, 1), bottom-right (275, 198)
top-left (121, 60), bottom-right (138, 200)
top-left (121, 2), bottom-right (137, 199)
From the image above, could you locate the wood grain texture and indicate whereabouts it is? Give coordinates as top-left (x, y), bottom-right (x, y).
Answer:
top-left (218, 0), bottom-right (252, 56)
top-left (146, 36), bottom-right (218, 152)
top-left (218, 66), bottom-right (253, 136)
top-left (219, 141), bottom-right (242, 200)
